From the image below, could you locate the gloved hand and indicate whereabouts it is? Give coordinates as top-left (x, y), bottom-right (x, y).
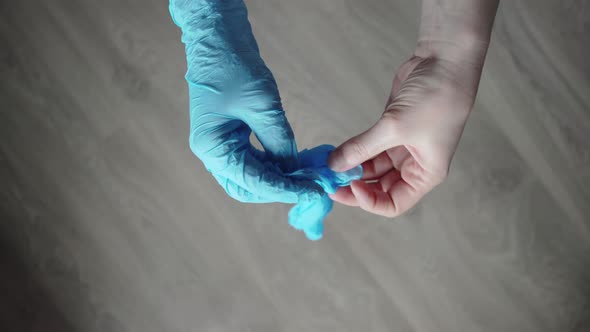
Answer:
top-left (170, 0), bottom-right (362, 239)
top-left (170, 0), bottom-right (312, 202)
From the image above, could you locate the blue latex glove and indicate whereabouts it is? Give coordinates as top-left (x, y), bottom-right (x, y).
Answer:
top-left (170, 0), bottom-right (362, 240)
top-left (288, 145), bottom-right (362, 240)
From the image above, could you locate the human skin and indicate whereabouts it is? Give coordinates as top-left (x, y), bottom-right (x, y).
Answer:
top-left (327, 0), bottom-right (500, 217)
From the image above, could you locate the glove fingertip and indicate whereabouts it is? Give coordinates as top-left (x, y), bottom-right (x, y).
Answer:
top-left (304, 219), bottom-right (324, 241)
top-left (305, 229), bottom-right (323, 241)
top-left (288, 204), bottom-right (305, 230)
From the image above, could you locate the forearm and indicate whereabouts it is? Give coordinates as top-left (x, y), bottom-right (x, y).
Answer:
top-left (169, 0), bottom-right (258, 52)
top-left (170, 1), bottom-right (246, 30)
top-left (416, 0), bottom-right (499, 62)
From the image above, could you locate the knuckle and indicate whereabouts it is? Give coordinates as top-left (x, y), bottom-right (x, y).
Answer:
top-left (189, 129), bottom-right (246, 173)
top-left (384, 201), bottom-right (401, 218)
top-left (379, 112), bottom-right (405, 137)
top-left (381, 108), bottom-right (402, 122)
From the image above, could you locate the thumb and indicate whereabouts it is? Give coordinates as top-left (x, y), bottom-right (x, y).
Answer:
top-left (328, 118), bottom-right (401, 172)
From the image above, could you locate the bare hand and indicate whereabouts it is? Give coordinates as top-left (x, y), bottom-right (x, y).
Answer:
top-left (327, 48), bottom-right (487, 217)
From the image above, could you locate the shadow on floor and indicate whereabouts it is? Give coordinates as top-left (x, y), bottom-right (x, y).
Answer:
top-left (0, 214), bottom-right (75, 332)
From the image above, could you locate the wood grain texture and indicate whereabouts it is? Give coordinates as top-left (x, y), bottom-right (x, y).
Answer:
top-left (1, 0), bottom-right (589, 331)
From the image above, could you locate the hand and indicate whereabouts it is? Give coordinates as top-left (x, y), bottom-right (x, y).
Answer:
top-left (170, 0), bottom-right (321, 204)
top-left (328, 48), bottom-right (487, 217)
top-left (170, 0), bottom-right (363, 240)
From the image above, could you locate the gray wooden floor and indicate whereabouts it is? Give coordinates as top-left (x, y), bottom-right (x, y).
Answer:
top-left (1, 0), bottom-right (589, 331)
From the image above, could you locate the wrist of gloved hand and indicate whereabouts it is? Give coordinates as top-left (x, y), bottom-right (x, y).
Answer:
top-left (170, 0), bottom-right (272, 107)
top-left (170, 0), bottom-right (257, 50)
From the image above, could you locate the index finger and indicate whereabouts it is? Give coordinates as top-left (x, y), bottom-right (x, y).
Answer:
top-left (348, 171), bottom-right (426, 218)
